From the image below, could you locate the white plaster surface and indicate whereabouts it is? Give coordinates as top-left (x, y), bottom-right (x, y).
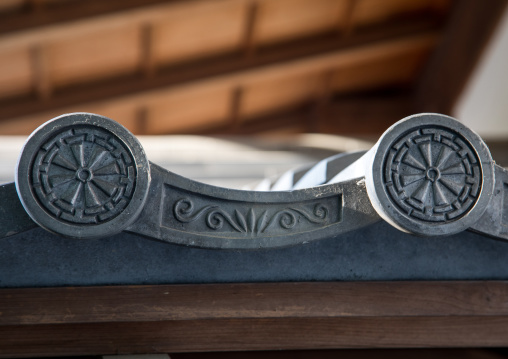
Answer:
top-left (455, 6), bottom-right (508, 139)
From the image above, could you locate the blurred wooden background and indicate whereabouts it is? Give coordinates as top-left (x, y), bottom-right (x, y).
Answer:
top-left (0, 0), bottom-right (504, 136)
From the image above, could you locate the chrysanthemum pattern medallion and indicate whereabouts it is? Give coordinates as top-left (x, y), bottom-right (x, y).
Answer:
top-left (384, 127), bottom-right (481, 223)
top-left (30, 126), bottom-right (136, 225)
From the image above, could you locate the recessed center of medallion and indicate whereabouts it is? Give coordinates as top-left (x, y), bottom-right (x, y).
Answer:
top-left (76, 168), bottom-right (93, 182)
top-left (426, 167), bottom-right (440, 182)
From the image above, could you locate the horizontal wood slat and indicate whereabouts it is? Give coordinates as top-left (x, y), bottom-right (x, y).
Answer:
top-left (2, 281), bottom-right (508, 356)
top-left (1, 281), bottom-right (508, 326)
top-left (0, 22), bottom-right (439, 133)
top-left (196, 93), bottom-right (413, 136)
top-left (2, 316), bottom-right (508, 357)
top-left (0, 0), bottom-right (449, 51)
top-left (0, 0), bottom-right (214, 50)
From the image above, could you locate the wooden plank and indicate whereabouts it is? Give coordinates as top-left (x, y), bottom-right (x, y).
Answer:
top-left (415, 0), bottom-right (508, 114)
top-left (147, 86), bottom-right (231, 134)
top-left (151, 1), bottom-right (245, 65)
top-left (0, 0), bottom-right (24, 14)
top-left (2, 281), bottom-right (508, 326)
top-left (317, 92), bottom-right (414, 134)
top-left (170, 349), bottom-right (508, 359)
top-left (140, 23), bottom-right (155, 77)
top-left (254, 0), bottom-right (350, 45)
top-left (2, 316), bottom-right (508, 356)
top-left (30, 44), bottom-right (51, 100)
top-left (203, 92), bottom-right (412, 135)
top-left (0, 23), bottom-right (440, 132)
top-left (339, 0), bottom-right (357, 37)
top-left (330, 44), bottom-right (432, 94)
top-left (240, 72), bottom-right (324, 119)
top-left (242, 1), bottom-right (259, 57)
top-left (0, 0), bottom-right (448, 52)
top-left (353, 0), bottom-right (451, 29)
top-left (0, 0), bottom-right (248, 52)
top-left (47, 24), bottom-right (142, 87)
top-left (194, 105), bottom-right (311, 135)
top-left (0, 47), bottom-right (32, 99)
top-left (0, 92), bottom-right (413, 136)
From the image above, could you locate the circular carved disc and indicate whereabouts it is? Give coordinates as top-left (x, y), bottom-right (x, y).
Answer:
top-left (16, 113), bottom-right (151, 239)
top-left (366, 113), bottom-right (495, 236)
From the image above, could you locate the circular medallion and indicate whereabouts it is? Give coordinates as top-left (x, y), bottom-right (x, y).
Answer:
top-left (366, 114), bottom-right (494, 236)
top-left (16, 113), bottom-right (150, 239)
top-left (31, 126), bottom-right (136, 225)
top-left (385, 126), bottom-right (481, 223)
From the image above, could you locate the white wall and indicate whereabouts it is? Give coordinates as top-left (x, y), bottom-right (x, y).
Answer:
top-left (455, 6), bottom-right (508, 140)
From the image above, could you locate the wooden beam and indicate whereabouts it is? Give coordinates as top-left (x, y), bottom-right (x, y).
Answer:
top-left (192, 104), bottom-right (310, 135)
top-left (308, 70), bottom-right (334, 132)
top-left (167, 350), bottom-right (508, 359)
top-left (139, 23), bottom-right (155, 77)
top-left (1, 282), bottom-right (508, 356)
top-left (0, 0), bottom-right (222, 51)
top-left (339, 0), bottom-right (357, 37)
top-left (191, 92), bottom-right (413, 136)
top-left (135, 105), bottom-right (149, 135)
top-left (0, 21), bottom-right (440, 128)
top-left (242, 1), bottom-right (259, 58)
top-left (3, 316), bottom-right (508, 356)
top-left (228, 86), bottom-right (244, 129)
top-left (318, 92), bottom-right (415, 134)
top-left (2, 281), bottom-right (508, 326)
top-left (414, 0), bottom-right (508, 115)
top-left (30, 43), bottom-right (51, 100)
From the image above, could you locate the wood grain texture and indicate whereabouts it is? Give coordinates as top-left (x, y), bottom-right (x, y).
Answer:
top-left (152, 1), bottom-right (246, 65)
top-left (1, 281), bottom-right (508, 326)
top-left (170, 349), bottom-right (508, 359)
top-left (47, 24), bottom-right (142, 87)
top-left (415, 0), bottom-right (508, 114)
top-left (0, 22), bottom-right (439, 134)
top-left (0, 0), bottom-right (448, 50)
top-left (2, 281), bottom-right (508, 356)
top-left (0, 47), bottom-right (32, 99)
top-left (0, 0), bottom-right (216, 50)
top-left (316, 93), bottom-right (414, 134)
top-left (254, 0), bottom-right (350, 45)
top-left (0, 0), bottom-right (463, 137)
top-left (2, 316), bottom-right (508, 357)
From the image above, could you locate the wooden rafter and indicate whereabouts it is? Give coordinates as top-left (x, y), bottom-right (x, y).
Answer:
top-left (193, 92), bottom-right (414, 136)
top-left (0, 0), bottom-right (202, 49)
top-left (0, 20), bottom-right (440, 131)
top-left (415, 0), bottom-right (508, 115)
top-left (2, 282), bottom-right (508, 356)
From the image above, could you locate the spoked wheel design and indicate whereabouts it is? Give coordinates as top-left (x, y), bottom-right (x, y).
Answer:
top-left (16, 113), bottom-right (151, 239)
top-left (366, 113), bottom-right (495, 236)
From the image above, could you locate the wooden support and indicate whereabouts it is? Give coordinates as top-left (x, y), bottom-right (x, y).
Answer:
top-left (135, 105), bottom-right (149, 135)
top-left (30, 44), bottom-right (51, 100)
top-left (140, 22), bottom-right (155, 77)
top-left (242, 1), bottom-right (259, 58)
top-left (0, 0), bottom-right (193, 50)
top-left (319, 92), bottom-right (414, 134)
top-left (414, 0), bottom-right (508, 115)
top-left (339, 0), bottom-right (357, 38)
top-left (193, 92), bottom-right (412, 136)
top-left (202, 105), bottom-right (310, 135)
top-left (0, 21), bottom-right (440, 129)
top-left (26, 0), bottom-right (44, 12)
top-left (308, 69), bottom-right (334, 132)
top-left (229, 86), bottom-right (244, 129)
top-left (1, 281), bottom-right (508, 356)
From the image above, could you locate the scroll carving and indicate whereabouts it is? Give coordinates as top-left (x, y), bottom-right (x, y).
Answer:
top-left (173, 198), bottom-right (329, 234)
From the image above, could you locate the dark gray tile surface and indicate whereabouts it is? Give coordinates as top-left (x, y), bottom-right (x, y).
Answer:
top-left (2, 222), bottom-right (508, 288)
